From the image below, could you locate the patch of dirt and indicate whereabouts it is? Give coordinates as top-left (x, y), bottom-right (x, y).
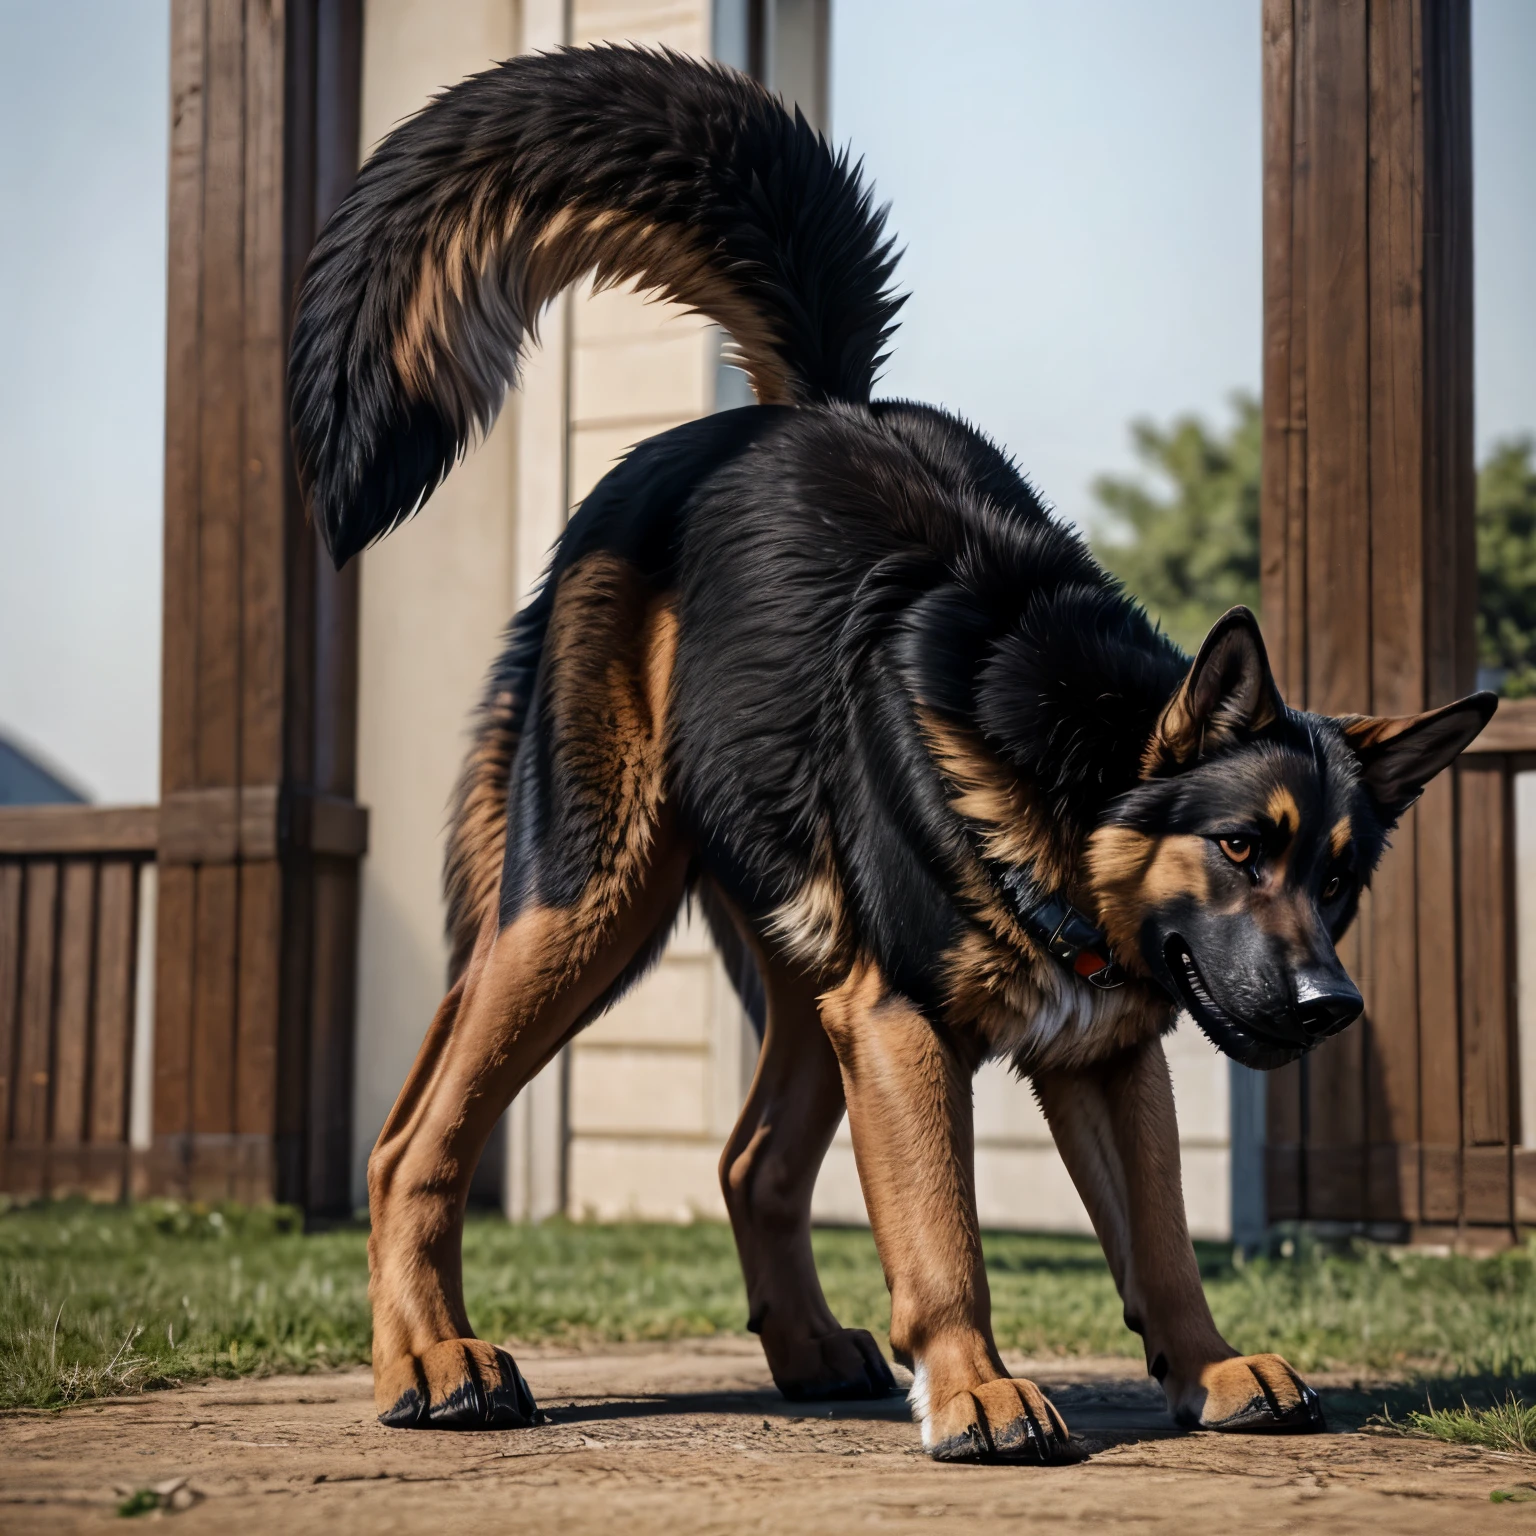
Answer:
top-left (2, 1340), bottom-right (1533, 1534)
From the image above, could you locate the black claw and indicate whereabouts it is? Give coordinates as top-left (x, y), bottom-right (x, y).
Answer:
top-left (1293, 1381), bottom-right (1327, 1433)
top-left (930, 1423), bottom-right (990, 1462)
top-left (931, 1390), bottom-right (1081, 1466)
top-left (1202, 1380), bottom-right (1328, 1435)
top-left (988, 1408), bottom-right (1043, 1462)
top-left (378, 1386), bottom-right (428, 1429)
top-left (424, 1353), bottom-right (540, 1430)
top-left (427, 1379), bottom-right (490, 1429)
top-left (992, 1403), bottom-right (1078, 1465)
top-left (486, 1355), bottom-right (540, 1428)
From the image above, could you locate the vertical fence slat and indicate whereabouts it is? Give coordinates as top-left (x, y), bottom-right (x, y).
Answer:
top-left (48, 859), bottom-right (98, 1195)
top-left (13, 862), bottom-right (60, 1196)
top-left (196, 0), bottom-right (248, 801)
top-left (89, 859), bottom-right (139, 1199)
top-left (0, 864), bottom-right (22, 1164)
top-left (0, 816), bottom-right (151, 1202)
top-left (1297, 0), bottom-right (1372, 1225)
top-left (1416, 768), bottom-right (1462, 1222)
top-left (1459, 761), bottom-right (1511, 1145)
top-left (306, 857), bottom-right (359, 1214)
top-left (190, 864), bottom-right (240, 1198)
top-left (234, 859), bottom-right (282, 1200)
top-left (1366, 831), bottom-right (1422, 1220)
top-left (151, 863), bottom-right (197, 1187)
top-left (1258, 0), bottom-right (1306, 1230)
top-left (1457, 759), bottom-right (1514, 1226)
top-left (153, 0), bottom-right (209, 1195)
top-left (1421, 0), bottom-right (1477, 710)
top-left (1360, 0), bottom-right (1426, 1227)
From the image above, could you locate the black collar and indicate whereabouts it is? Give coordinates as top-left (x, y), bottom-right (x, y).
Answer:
top-left (999, 871), bottom-right (1125, 991)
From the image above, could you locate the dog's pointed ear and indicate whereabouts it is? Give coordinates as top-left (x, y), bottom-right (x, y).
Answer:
top-left (1340, 692), bottom-right (1498, 821)
top-left (1145, 607), bottom-right (1283, 774)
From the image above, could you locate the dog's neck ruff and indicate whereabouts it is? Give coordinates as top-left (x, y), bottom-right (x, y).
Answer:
top-left (1000, 871), bottom-right (1125, 991)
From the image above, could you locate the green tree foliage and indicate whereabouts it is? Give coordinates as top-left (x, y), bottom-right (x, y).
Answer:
top-left (1092, 400), bottom-right (1536, 697)
top-left (1091, 393), bottom-right (1261, 655)
top-left (1477, 438), bottom-right (1536, 698)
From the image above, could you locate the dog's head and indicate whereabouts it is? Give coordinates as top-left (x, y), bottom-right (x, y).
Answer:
top-left (1087, 608), bottom-right (1495, 1068)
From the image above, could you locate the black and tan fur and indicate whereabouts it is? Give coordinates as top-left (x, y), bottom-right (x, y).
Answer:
top-left (290, 48), bottom-right (1495, 1459)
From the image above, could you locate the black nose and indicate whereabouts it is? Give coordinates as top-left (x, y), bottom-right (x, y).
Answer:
top-left (1292, 973), bottom-right (1363, 1039)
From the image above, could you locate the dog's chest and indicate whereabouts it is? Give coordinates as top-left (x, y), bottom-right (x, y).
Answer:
top-left (974, 956), bottom-right (1168, 1073)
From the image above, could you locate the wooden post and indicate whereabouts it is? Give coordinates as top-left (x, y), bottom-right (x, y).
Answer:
top-left (1260, 0), bottom-right (1501, 1238)
top-left (150, 0), bottom-right (365, 1215)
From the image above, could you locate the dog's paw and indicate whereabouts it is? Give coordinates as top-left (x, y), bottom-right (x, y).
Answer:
top-left (924, 1377), bottom-right (1078, 1464)
top-left (772, 1327), bottom-right (900, 1401)
top-left (1173, 1353), bottom-right (1325, 1433)
top-left (375, 1338), bottom-right (538, 1430)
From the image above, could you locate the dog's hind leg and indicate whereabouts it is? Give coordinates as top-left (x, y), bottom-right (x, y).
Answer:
top-left (715, 914), bottom-right (897, 1401)
top-left (819, 963), bottom-right (1075, 1463)
top-left (1034, 1037), bottom-right (1324, 1433)
top-left (366, 840), bottom-right (687, 1429)
top-left (366, 560), bottom-right (687, 1430)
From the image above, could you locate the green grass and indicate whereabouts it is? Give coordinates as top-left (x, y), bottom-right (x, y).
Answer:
top-left (5, 1201), bottom-right (1536, 1412)
top-left (1375, 1393), bottom-right (1536, 1455)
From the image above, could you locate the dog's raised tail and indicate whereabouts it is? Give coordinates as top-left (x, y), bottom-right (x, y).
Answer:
top-left (289, 45), bottom-right (902, 567)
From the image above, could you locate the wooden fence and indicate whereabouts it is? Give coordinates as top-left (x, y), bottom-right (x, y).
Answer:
top-left (1266, 699), bottom-right (1536, 1244)
top-left (1254, 0), bottom-right (1531, 1247)
top-left (3, 1), bottom-right (368, 1218)
top-left (0, 807), bottom-right (156, 1200)
top-left (5, 718), bottom-right (1529, 1233)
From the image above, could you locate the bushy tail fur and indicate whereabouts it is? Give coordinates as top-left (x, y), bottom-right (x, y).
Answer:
top-left (289, 45), bottom-right (903, 567)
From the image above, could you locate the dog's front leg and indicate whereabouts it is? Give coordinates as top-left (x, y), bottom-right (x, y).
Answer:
top-left (1035, 1037), bottom-right (1324, 1433)
top-left (820, 964), bottom-right (1073, 1463)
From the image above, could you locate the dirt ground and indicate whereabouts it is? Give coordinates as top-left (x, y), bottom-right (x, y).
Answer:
top-left (3, 1340), bottom-right (1534, 1535)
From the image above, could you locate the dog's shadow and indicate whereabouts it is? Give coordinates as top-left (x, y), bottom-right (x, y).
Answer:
top-left (526, 1373), bottom-right (1535, 1459)
top-left (539, 1386), bottom-right (912, 1427)
top-left (535, 1378), bottom-right (1186, 1456)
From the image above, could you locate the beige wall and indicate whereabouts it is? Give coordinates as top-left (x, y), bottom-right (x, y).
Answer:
top-left (566, 0), bottom-right (716, 510)
top-left (813, 1031), bottom-right (1234, 1241)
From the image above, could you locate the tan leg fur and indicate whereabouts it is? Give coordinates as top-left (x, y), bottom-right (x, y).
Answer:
top-left (1034, 1037), bottom-right (1324, 1432)
top-left (819, 962), bottom-right (1074, 1462)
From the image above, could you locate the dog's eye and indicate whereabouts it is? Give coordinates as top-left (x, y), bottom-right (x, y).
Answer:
top-left (1322, 875), bottom-right (1341, 901)
top-left (1219, 836), bottom-right (1253, 865)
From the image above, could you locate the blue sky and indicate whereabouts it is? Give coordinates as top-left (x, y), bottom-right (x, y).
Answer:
top-left (832, 0), bottom-right (1536, 519)
top-left (0, 1), bottom-right (168, 802)
top-left (0, 0), bottom-right (1531, 801)
top-left (832, 0), bottom-right (1265, 528)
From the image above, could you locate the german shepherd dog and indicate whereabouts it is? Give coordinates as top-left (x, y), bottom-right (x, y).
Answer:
top-left (290, 48), bottom-right (1495, 1460)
